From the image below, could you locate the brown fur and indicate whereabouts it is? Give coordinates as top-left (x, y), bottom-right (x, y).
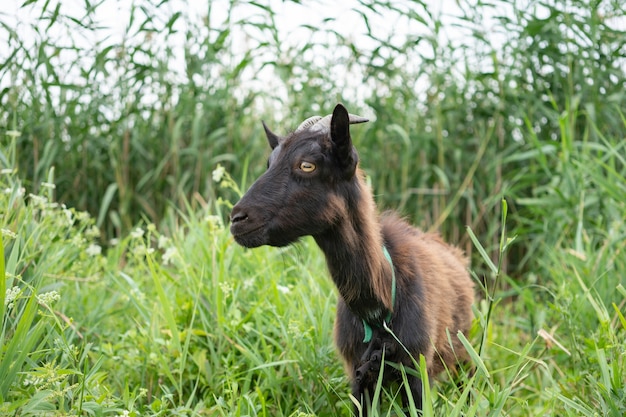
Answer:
top-left (328, 169), bottom-right (474, 409)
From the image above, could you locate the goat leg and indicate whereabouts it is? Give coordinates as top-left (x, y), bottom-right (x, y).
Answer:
top-left (353, 335), bottom-right (403, 415)
top-left (351, 372), bottom-right (373, 417)
top-left (355, 335), bottom-right (386, 384)
top-left (351, 335), bottom-right (385, 416)
top-left (356, 335), bottom-right (400, 388)
top-left (359, 335), bottom-right (382, 362)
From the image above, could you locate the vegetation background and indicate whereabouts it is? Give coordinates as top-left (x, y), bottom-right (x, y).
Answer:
top-left (1, 0), bottom-right (625, 415)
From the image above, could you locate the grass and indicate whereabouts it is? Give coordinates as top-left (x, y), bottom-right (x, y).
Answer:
top-left (1, 0), bottom-right (625, 415)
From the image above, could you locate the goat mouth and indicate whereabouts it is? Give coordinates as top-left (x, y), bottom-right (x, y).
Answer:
top-left (230, 223), bottom-right (267, 247)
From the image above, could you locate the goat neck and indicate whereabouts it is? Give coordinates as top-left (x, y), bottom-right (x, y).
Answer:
top-left (313, 172), bottom-right (395, 327)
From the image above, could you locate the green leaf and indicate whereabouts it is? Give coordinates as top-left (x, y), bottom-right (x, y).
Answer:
top-left (466, 226), bottom-right (497, 275)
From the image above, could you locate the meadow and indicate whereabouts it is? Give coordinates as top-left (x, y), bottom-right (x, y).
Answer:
top-left (1, 0), bottom-right (625, 415)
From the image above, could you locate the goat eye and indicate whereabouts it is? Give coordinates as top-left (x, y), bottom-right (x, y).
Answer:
top-left (300, 161), bottom-right (316, 173)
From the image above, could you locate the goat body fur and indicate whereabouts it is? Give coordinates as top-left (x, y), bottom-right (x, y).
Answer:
top-left (230, 103), bottom-right (475, 414)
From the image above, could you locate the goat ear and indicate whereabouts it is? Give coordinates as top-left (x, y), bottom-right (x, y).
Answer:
top-left (262, 121), bottom-right (281, 149)
top-left (331, 104), bottom-right (358, 177)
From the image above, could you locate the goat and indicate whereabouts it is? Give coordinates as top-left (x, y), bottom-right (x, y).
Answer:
top-left (230, 103), bottom-right (475, 414)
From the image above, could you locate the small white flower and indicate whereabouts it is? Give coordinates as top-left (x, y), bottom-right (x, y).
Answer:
top-left (219, 282), bottom-right (233, 295)
top-left (6, 130), bottom-right (21, 138)
top-left (85, 225), bottom-right (101, 239)
top-left (75, 211), bottom-right (90, 222)
top-left (71, 235), bottom-right (86, 246)
top-left (157, 235), bottom-right (170, 249)
top-left (5, 286), bottom-right (20, 308)
top-left (86, 244), bottom-right (102, 257)
top-left (1, 168), bottom-right (15, 175)
top-left (162, 247), bottom-right (178, 265)
top-left (205, 215), bottom-right (222, 229)
top-left (29, 194), bottom-right (48, 207)
top-left (1, 228), bottom-right (17, 239)
top-left (130, 227), bottom-right (145, 239)
top-left (133, 244), bottom-right (154, 257)
top-left (5, 187), bottom-right (25, 196)
top-left (37, 290), bottom-right (61, 307)
top-left (288, 320), bottom-right (304, 339)
top-left (63, 208), bottom-right (74, 225)
top-left (212, 165), bottom-right (225, 183)
top-left (40, 182), bottom-right (56, 189)
top-left (277, 285), bottom-right (290, 294)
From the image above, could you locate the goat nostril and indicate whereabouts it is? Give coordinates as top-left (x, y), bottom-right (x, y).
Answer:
top-left (230, 210), bottom-right (248, 224)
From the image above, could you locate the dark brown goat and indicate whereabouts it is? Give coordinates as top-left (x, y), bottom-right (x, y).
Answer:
top-left (230, 104), bottom-right (474, 414)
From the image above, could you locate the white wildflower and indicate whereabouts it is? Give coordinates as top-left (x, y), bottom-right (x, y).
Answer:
top-left (1, 228), bottom-right (17, 239)
top-left (63, 208), bottom-right (74, 225)
top-left (133, 244), bottom-right (155, 257)
top-left (85, 225), bottom-right (101, 239)
top-left (40, 182), bottom-right (56, 189)
top-left (146, 223), bottom-right (156, 233)
top-left (130, 227), bottom-right (145, 239)
top-left (86, 244), bottom-right (102, 257)
top-left (1, 168), bottom-right (15, 175)
top-left (277, 285), bottom-right (291, 294)
top-left (157, 235), bottom-right (170, 249)
top-left (5, 286), bottom-right (20, 309)
top-left (29, 193), bottom-right (48, 207)
top-left (162, 247), bottom-right (178, 266)
top-left (6, 130), bottom-right (21, 138)
top-left (71, 234), bottom-right (85, 247)
top-left (219, 282), bottom-right (233, 295)
top-left (5, 187), bottom-right (25, 196)
top-left (288, 320), bottom-right (304, 339)
top-left (205, 215), bottom-right (222, 229)
top-left (23, 376), bottom-right (43, 387)
top-left (37, 290), bottom-right (61, 307)
top-left (212, 165), bottom-right (225, 183)
top-left (75, 211), bottom-right (90, 222)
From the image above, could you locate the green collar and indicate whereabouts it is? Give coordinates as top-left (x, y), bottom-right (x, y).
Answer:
top-left (362, 246), bottom-right (397, 343)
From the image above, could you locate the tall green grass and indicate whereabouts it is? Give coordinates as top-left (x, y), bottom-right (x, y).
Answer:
top-left (2, 0), bottom-right (624, 279)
